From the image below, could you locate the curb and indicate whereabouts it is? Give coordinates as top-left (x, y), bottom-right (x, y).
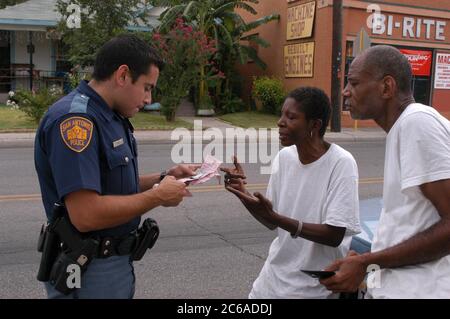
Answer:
top-left (0, 134), bottom-right (386, 148)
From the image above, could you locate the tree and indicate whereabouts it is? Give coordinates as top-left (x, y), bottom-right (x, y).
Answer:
top-left (151, 0), bottom-right (279, 112)
top-left (216, 12), bottom-right (279, 108)
top-left (152, 18), bottom-right (220, 121)
top-left (0, 0), bottom-right (27, 9)
top-left (56, 0), bottom-right (153, 67)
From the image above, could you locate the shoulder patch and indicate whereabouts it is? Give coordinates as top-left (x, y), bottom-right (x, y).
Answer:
top-left (60, 116), bottom-right (94, 152)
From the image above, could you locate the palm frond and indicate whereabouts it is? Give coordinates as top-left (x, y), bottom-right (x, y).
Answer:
top-left (216, 22), bottom-right (234, 47)
top-left (239, 13), bottom-right (280, 33)
top-left (240, 34), bottom-right (270, 48)
top-left (182, 1), bottom-right (197, 18)
top-left (240, 45), bottom-right (267, 69)
top-left (158, 4), bottom-right (185, 31)
top-left (221, 11), bottom-right (246, 27)
top-left (234, 44), bottom-right (247, 65)
top-left (233, 2), bottom-right (257, 15)
top-left (214, 2), bottom-right (237, 15)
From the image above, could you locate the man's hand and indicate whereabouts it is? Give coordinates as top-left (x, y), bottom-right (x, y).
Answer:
top-left (167, 164), bottom-right (201, 179)
top-left (153, 176), bottom-right (187, 207)
top-left (319, 251), bottom-right (367, 293)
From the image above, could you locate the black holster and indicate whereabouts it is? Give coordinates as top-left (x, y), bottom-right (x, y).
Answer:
top-left (48, 236), bottom-right (98, 295)
top-left (37, 204), bottom-right (99, 295)
top-left (130, 218), bottom-right (159, 261)
top-left (37, 206), bottom-right (159, 295)
top-left (37, 204), bottom-right (66, 282)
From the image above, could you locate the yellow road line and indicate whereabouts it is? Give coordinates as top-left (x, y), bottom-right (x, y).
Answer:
top-left (0, 194), bottom-right (41, 201)
top-left (0, 178), bottom-right (384, 202)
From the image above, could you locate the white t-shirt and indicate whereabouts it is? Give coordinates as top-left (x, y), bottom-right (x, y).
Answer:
top-left (368, 103), bottom-right (450, 299)
top-left (249, 143), bottom-right (361, 299)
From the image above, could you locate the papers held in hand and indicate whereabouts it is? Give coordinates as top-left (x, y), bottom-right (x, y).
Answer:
top-left (182, 172), bottom-right (209, 183)
top-left (180, 155), bottom-right (222, 186)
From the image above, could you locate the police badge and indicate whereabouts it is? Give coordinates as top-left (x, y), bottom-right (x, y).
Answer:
top-left (60, 116), bottom-right (94, 152)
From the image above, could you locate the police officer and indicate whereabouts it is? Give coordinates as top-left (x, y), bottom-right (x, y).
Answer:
top-left (34, 34), bottom-right (196, 299)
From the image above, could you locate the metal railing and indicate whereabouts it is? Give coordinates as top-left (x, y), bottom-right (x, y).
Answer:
top-left (0, 68), bottom-right (76, 94)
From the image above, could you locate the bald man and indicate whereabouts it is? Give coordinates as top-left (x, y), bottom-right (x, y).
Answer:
top-left (320, 45), bottom-right (450, 298)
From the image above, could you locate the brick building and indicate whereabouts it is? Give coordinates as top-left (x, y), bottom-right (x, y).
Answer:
top-left (239, 0), bottom-right (450, 128)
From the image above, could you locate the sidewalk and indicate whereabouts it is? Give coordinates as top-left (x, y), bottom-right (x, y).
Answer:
top-left (0, 117), bottom-right (386, 148)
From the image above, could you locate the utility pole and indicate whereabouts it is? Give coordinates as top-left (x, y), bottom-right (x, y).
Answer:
top-left (330, 0), bottom-right (343, 132)
top-left (27, 31), bottom-right (34, 91)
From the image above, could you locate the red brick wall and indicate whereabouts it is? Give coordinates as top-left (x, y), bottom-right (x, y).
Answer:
top-left (236, 1), bottom-right (450, 126)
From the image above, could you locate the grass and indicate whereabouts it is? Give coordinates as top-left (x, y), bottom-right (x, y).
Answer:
top-left (0, 105), bottom-right (193, 131)
top-left (0, 104), bottom-right (38, 132)
top-left (219, 111), bottom-right (279, 128)
top-left (130, 111), bottom-right (193, 130)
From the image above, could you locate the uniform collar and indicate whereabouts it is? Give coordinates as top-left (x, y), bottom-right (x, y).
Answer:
top-left (117, 113), bottom-right (135, 133)
top-left (76, 80), bottom-right (116, 122)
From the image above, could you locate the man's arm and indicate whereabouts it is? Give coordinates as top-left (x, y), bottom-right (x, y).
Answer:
top-left (321, 179), bottom-right (450, 292)
top-left (139, 173), bottom-right (161, 192)
top-left (65, 176), bottom-right (186, 232)
top-left (361, 178), bottom-right (450, 268)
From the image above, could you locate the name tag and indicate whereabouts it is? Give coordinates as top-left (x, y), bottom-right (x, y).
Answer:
top-left (113, 138), bottom-right (124, 148)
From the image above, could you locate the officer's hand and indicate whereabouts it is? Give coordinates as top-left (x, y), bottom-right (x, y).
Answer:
top-left (155, 176), bottom-right (187, 207)
top-left (167, 164), bottom-right (201, 179)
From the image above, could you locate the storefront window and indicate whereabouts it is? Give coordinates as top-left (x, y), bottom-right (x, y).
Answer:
top-left (399, 48), bottom-right (432, 105)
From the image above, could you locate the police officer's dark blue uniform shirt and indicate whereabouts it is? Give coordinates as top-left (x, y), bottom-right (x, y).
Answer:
top-left (35, 80), bottom-right (140, 237)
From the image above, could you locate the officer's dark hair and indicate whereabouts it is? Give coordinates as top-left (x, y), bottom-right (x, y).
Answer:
top-left (92, 34), bottom-right (164, 83)
top-left (288, 87), bottom-right (331, 137)
top-left (361, 45), bottom-right (412, 94)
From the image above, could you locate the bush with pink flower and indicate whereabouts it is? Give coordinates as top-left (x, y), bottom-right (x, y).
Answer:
top-left (151, 17), bottom-right (222, 121)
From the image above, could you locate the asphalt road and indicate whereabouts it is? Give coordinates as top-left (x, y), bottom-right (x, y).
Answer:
top-left (0, 141), bottom-right (385, 298)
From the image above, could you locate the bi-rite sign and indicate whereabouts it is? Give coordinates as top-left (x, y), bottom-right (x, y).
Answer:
top-left (371, 14), bottom-right (446, 41)
top-left (287, 1), bottom-right (316, 40)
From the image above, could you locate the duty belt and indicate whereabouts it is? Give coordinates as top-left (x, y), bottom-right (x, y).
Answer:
top-left (95, 232), bottom-right (138, 258)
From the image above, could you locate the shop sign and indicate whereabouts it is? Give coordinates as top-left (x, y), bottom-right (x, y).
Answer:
top-left (287, 1), bottom-right (316, 40)
top-left (284, 42), bottom-right (314, 77)
top-left (399, 49), bottom-right (432, 76)
top-left (435, 53), bottom-right (450, 89)
top-left (371, 14), bottom-right (446, 41)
